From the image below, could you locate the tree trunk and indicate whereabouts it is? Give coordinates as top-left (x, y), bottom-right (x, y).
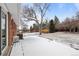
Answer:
top-left (39, 25), bottom-right (41, 35)
top-left (39, 13), bottom-right (43, 35)
top-left (40, 31), bottom-right (42, 35)
top-left (39, 10), bottom-right (43, 35)
top-left (39, 20), bottom-right (42, 35)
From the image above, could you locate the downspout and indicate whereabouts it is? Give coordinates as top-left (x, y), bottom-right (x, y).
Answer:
top-left (0, 6), bottom-right (1, 55)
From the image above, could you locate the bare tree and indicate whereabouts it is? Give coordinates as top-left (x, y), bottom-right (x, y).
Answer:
top-left (34, 3), bottom-right (50, 35)
top-left (22, 3), bottom-right (50, 35)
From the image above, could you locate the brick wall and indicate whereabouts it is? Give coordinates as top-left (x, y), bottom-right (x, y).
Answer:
top-left (8, 12), bottom-right (17, 47)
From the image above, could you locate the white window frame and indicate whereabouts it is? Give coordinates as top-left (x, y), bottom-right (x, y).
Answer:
top-left (0, 6), bottom-right (8, 55)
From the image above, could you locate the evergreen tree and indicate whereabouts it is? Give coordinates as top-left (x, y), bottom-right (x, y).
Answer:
top-left (54, 16), bottom-right (60, 31)
top-left (54, 16), bottom-right (60, 25)
top-left (49, 19), bottom-right (55, 33)
top-left (30, 26), bottom-right (33, 32)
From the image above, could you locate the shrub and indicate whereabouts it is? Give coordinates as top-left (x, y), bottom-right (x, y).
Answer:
top-left (41, 29), bottom-right (49, 33)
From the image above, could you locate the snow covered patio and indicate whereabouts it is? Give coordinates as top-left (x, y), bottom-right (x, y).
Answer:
top-left (10, 33), bottom-right (79, 56)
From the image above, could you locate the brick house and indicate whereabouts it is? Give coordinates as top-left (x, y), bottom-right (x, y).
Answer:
top-left (0, 4), bottom-right (17, 56)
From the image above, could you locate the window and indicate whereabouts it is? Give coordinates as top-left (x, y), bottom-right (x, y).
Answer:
top-left (1, 10), bottom-right (6, 50)
top-left (0, 7), bottom-right (6, 55)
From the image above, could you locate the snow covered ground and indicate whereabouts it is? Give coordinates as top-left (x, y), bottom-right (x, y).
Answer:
top-left (41, 32), bottom-right (79, 50)
top-left (10, 33), bottom-right (79, 56)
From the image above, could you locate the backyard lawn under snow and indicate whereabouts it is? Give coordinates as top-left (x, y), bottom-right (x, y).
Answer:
top-left (10, 32), bottom-right (79, 56)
